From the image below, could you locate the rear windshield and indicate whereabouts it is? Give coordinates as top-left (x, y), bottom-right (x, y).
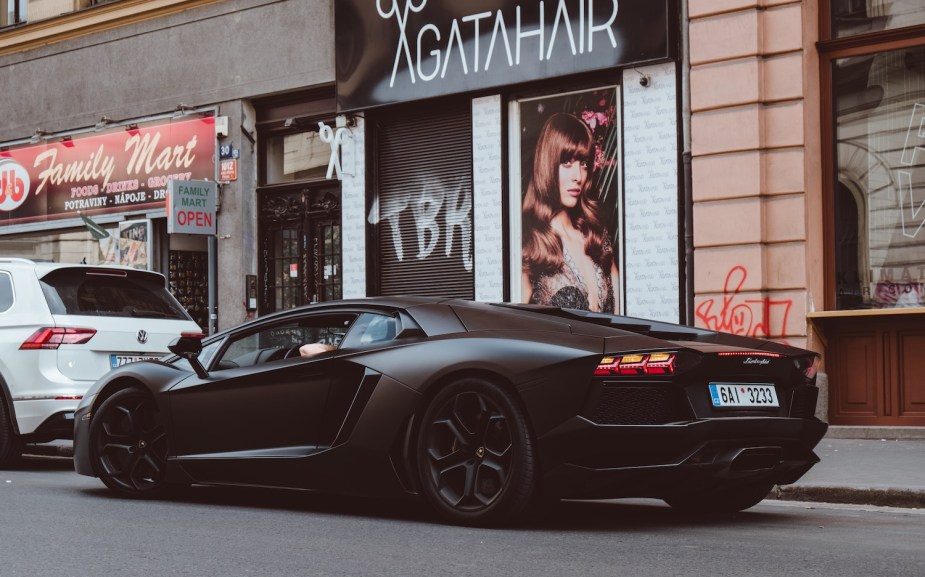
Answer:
top-left (40, 268), bottom-right (192, 320)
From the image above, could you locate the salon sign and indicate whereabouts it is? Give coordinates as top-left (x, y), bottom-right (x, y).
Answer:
top-left (0, 117), bottom-right (216, 228)
top-left (335, 0), bottom-right (677, 110)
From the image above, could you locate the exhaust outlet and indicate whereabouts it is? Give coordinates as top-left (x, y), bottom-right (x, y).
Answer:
top-left (729, 447), bottom-right (783, 472)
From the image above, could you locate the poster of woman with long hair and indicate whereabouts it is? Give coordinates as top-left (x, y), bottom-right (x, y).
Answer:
top-left (518, 87), bottom-right (621, 313)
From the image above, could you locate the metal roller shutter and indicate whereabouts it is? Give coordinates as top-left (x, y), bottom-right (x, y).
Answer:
top-left (375, 102), bottom-right (474, 298)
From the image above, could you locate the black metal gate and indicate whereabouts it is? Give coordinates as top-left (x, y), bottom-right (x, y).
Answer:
top-left (372, 100), bottom-right (474, 298)
top-left (258, 186), bottom-right (341, 314)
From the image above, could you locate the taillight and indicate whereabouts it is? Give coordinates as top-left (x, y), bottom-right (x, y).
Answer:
top-left (20, 327), bottom-right (97, 350)
top-left (717, 351), bottom-right (781, 358)
top-left (596, 352), bottom-right (677, 376)
top-left (795, 356), bottom-right (820, 383)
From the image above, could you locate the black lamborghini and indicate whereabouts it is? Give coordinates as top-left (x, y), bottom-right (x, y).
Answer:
top-left (73, 297), bottom-right (827, 525)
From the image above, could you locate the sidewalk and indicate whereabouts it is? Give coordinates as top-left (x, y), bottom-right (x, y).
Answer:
top-left (773, 433), bottom-right (925, 509)
top-left (25, 430), bottom-right (925, 509)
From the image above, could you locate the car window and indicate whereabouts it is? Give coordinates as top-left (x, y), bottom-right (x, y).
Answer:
top-left (0, 272), bottom-right (12, 313)
top-left (212, 313), bottom-right (357, 370)
top-left (40, 268), bottom-right (191, 320)
top-left (340, 312), bottom-right (398, 349)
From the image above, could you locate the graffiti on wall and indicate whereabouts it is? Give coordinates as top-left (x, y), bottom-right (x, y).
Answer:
top-left (368, 175), bottom-right (473, 271)
top-left (695, 265), bottom-right (794, 341)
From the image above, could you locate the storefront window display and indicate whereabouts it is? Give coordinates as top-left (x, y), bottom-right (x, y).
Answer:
top-left (513, 86), bottom-right (622, 313)
top-left (833, 45), bottom-right (925, 309)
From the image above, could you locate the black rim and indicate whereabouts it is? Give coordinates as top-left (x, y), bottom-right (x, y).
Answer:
top-left (94, 394), bottom-right (168, 492)
top-left (423, 390), bottom-right (513, 512)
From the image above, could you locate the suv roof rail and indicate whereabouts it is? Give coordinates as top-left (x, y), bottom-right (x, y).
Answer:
top-left (0, 257), bottom-right (37, 264)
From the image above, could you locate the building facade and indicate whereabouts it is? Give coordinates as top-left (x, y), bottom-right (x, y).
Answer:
top-left (1, 0), bottom-right (923, 430)
top-left (690, 0), bottom-right (925, 429)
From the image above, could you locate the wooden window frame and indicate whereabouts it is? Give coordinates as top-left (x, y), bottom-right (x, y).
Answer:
top-left (818, 0), bottom-right (925, 310)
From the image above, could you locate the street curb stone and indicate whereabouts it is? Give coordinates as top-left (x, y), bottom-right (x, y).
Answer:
top-left (772, 485), bottom-right (925, 509)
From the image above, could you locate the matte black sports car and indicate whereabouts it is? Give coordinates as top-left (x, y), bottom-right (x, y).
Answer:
top-left (74, 297), bottom-right (827, 525)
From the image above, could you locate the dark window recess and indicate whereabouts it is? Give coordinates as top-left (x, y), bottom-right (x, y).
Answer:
top-left (169, 251), bottom-right (209, 329)
top-left (258, 187), bottom-right (342, 314)
top-left (374, 102), bottom-right (474, 298)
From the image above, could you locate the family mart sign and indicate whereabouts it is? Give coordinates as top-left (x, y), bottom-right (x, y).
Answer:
top-left (167, 179), bottom-right (216, 235)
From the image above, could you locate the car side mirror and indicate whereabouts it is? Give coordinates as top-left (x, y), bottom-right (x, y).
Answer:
top-left (168, 333), bottom-right (209, 378)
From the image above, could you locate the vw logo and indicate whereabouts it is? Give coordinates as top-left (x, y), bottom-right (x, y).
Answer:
top-left (136, 330), bottom-right (148, 344)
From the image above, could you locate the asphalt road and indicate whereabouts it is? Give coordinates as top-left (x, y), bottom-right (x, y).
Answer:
top-left (2, 455), bottom-right (923, 577)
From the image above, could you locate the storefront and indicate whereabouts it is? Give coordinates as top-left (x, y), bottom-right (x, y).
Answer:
top-left (0, 0), bottom-right (337, 332)
top-left (814, 0), bottom-right (925, 426)
top-left (252, 88), bottom-right (344, 315)
top-left (0, 113), bottom-right (218, 329)
top-left (335, 0), bottom-right (685, 321)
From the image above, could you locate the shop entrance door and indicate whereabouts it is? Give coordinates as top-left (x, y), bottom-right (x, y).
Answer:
top-left (258, 186), bottom-right (342, 314)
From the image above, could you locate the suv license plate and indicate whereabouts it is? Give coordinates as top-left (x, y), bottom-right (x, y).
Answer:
top-left (709, 383), bottom-right (779, 408)
top-left (110, 354), bottom-right (162, 368)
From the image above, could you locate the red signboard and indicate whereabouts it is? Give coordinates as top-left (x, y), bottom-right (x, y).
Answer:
top-left (220, 158), bottom-right (238, 181)
top-left (0, 117), bottom-right (216, 227)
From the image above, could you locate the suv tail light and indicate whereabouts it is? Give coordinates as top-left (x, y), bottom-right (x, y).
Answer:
top-left (20, 327), bottom-right (97, 350)
top-left (595, 352), bottom-right (677, 376)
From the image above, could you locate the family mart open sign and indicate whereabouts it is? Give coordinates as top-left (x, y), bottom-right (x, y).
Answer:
top-left (167, 180), bottom-right (216, 235)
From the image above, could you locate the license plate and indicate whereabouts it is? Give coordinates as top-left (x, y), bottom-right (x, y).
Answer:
top-left (110, 354), bottom-right (163, 368)
top-left (709, 383), bottom-right (779, 408)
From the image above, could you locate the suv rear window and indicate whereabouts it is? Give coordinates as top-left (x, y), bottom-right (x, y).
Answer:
top-left (40, 268), bottom-right (192, 320)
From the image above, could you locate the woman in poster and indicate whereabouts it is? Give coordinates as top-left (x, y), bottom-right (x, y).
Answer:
top-left (521, 112), bottom-right (619, 313)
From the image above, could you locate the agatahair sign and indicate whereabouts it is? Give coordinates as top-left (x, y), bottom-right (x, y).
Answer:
top-left (335, 0), bottom-right (677, 111)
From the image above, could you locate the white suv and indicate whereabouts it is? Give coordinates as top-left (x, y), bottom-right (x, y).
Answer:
top-left (0, 258), bottom-right (202, 467)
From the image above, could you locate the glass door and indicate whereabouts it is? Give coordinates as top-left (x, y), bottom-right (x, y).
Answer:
top-left (259, 186), bottom-right (341, 314)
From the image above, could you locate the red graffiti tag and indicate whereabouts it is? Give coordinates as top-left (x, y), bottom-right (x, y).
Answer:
top-left (695, 266), bottom-right (793, 340)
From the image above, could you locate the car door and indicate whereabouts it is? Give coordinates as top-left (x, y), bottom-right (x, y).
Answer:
top-left (166, 312), bottom-right (357, 487)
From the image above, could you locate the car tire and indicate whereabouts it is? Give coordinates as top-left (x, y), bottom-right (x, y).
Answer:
top-left (89, 387), bottom-right (171, 497)
top-left (0, 397), bottom-right (23, 468)
top-left (416, 377), bottom-right (537, 526)
top-left (665, 481), bottom-right (775, 515)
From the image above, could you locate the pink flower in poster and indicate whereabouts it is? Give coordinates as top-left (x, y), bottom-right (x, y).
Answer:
top-left (580, 102), bottom-right (616, 171)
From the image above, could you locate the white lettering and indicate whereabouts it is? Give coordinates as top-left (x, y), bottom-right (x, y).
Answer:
top-left (461, 12), bottom-right (491, 72)
top-left (516, 4), bottom-right (545, 65)
top-left (548, 0), bottom-right (579, 59)
top-left (125, 131), bottom-right (197, 176)
top-left (441, 18), bottom-right (468, 78)
top-left (368, 176), bottom-right (472, 270)
top-left (485, 10), bottom-right (514, 71)
top-left (380, 0), bottom-right (619, 84)
top-left (897, 103), bottom-right (925, 238)
top-left (417, 24), bottom-right (441, 81)
top-left (379, 0), bottom-right (427, 87)
top-left (34, 145), bottom-right (116, 195)
top-left (588, 0), bottom-right (618, 52)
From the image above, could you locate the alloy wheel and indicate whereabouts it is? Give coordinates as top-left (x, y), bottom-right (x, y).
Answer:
top-left (417, 378), bottom-right (536, 526)
top-left (91, 389), bottom-right (168, 495)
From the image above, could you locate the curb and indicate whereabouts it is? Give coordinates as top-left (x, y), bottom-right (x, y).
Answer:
top-left (772, 485), bottom-right (925, 509)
